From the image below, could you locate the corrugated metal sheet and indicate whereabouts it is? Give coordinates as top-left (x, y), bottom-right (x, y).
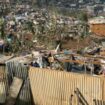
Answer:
top-left (5, 61), bottom-right (32, 105)
top-left (93, 99), bottom-right (105, 105)
top-left (103, 78), bottom-right (105, 101)
top-left (29, 67), bottom-right (105, 105)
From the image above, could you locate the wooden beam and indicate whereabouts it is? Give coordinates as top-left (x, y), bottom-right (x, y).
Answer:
top-left (5, 77), bottom-right (23, 105)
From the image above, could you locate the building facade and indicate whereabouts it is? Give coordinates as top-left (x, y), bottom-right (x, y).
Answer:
top-left (89, 16), bottom-right (105, 37)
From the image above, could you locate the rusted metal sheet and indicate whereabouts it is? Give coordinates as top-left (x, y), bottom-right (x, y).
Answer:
top-left (29, 67), bottom-right (105, 105)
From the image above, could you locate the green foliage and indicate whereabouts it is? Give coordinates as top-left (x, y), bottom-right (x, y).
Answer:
top-left (0, 18), bottom-right (5, 39)
top-left (0, 18), bottom-right (4, 26)
top-left (1, 24), bottom-right (5, 39)
top-left (78, 12), bottom-right (88, 22)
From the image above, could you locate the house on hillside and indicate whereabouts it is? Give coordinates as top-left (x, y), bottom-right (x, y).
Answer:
top-left (89, 16), bottom-right (105, 37)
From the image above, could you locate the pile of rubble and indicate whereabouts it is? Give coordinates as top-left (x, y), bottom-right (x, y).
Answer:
top-left (0, 6), bottom-right (88, 54)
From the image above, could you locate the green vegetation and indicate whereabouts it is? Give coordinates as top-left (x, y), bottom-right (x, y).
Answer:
top-left (78, 12), bottom-right (88, 22)
top-left (0, 18), bottom-right (5, 39)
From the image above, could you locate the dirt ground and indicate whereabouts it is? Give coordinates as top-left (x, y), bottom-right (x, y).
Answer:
top-left (62, 36), bottom-right (93, 50)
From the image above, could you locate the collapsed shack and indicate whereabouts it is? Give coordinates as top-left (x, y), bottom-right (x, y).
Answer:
top-left (54, 51), bottom-right (105, 75)
top-left (0, 50), bottom-right (105, 105)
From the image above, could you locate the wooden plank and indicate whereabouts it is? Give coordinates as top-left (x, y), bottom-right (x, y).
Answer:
top-left (54, 52), bottom-right (105, 59)
top-left (0, 66), bottom-right (6, 104)
top-left (5, 77), bottom-right (23, 105)
top-left (75, 88), bottom-right (89, 105)
top-left (59, 59), bottom-right (103, 65)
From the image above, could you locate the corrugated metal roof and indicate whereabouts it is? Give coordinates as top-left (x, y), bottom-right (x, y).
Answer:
top-left (89, 16), bottom-right (105, 24)
top-left (0, 55), bottom-right (13, 64)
